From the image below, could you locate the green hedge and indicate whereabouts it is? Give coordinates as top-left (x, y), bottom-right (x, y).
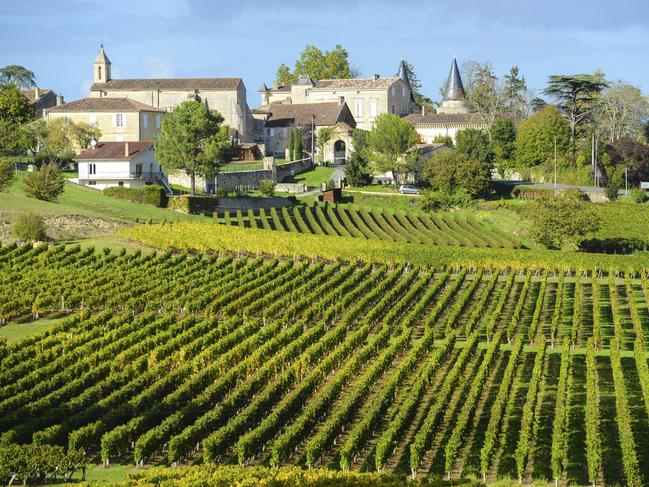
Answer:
top-left (103, 185), bottom-right (168, 208)
top-left (168, 195), bottom-right (220, 213)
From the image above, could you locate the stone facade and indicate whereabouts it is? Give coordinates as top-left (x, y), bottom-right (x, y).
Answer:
top-left (404, 112), bottom-right (489, 144)
top-left (22, 89), bottom-right (63, 118)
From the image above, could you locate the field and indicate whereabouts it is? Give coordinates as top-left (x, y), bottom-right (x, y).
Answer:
top-left (216, 205), bottom-right (520, 248)
top-left (2, 243), bottom-right (649, 486)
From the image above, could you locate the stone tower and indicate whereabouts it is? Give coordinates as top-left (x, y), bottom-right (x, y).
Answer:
top-left (438, 56), bottom-right (469, 114)
top-left (93, 45), bottom-right (111, 84)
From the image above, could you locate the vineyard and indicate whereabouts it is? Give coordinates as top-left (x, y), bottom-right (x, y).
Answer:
top-left (2, 244), bottom-right (649, 485)
top-left (214, 205), bottom-right (520, 249)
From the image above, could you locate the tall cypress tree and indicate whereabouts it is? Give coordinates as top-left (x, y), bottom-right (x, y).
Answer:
top-left (287, 129), bottom-right (294, 161)
top-left (294, 128), bottom-right (303, 161)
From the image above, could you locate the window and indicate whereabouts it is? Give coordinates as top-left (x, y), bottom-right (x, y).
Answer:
top-left (143, 114), bottom-right (149, 129)
top-left (98, 66), bottom-right (102, 81)
top-left (355, 100), bottom-right (363, 118)
top-left (89, 163), bottom-right (96, 175)
top-left (370, 101), bottom-right (377, 118)
top-left (402, 86), bottom-right (406, 97)
top-left (115, 113), bottom-right (124, 127)
top-left (88, 180), bottom-right (96, 186)
top-left (269, 128), bottom-right (275, 137)
top-left (135, 163), bottom-right (143, 178)
top-left (155, 115), bottom-right (161, 129)
top-left (391, 86), bottom-right (395, 96)
top-left (89, 114), bottom-right (97, 126)
top-left (118, 181), bottom-right (124, 187)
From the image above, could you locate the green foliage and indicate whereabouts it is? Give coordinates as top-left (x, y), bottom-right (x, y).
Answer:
top-left (401, 60), bottom-right (433, 109)
top-left (10, 212), bottom-right (46, 241)
top-left (316, 127), bottom-right (335, 162)
top-left (346, 129), bottom-right (372, 186)
top-left (525, 191), bottom-right (601, 249)
top-left (628, 188), bottom-right (648, 203)
top-left (585, 339), bottom-right (601, 486)
top-left (22, 162), bottom-right (65, 201)
top-left (432, 134), bottom-right (453, 147)
top-left (490, 118), bottom-right (516, 165)
top-left (0, 65), bottom-right (36, 88)
top-left (155, 100), bottom-right (231, 195)
top-left (455, 128), bottom-right (493, 164)
top-left (514, 106), bottom-right (570, 167)
top-left (103, 185), bottom-right (168, 208)
top-left (0, 443), bottom-right (85, 485)
top-left (419, 189), bottom-right (472, 211)
top-left (0, 158), bottom-right (14, 191)
top-left (0, 84), bottom-right (34, 155)
top-left (605, 179), bottom-right (620, 201)
top-left (275, 44), bottom-right (356, 86)
top-left (550, 338), bottom-right (571, 482)
top-left (294, 128), bottom-right (303, 161)
top-left (287, 129), bottom-right (294, 160)
top-left (420, 149), bottom-right (492, 198)
top-left (258, 179), bottom-right (276, 197)
top-left (41, 117), bottom-right (101, 160)
top-left (366, 113), bottom-right (417, 184)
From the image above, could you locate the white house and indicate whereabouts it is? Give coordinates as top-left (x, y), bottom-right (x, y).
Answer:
top-left (74, 141), bottom-right (168, 190)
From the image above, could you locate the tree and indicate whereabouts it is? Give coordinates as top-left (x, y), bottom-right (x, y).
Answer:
top-left (0, 65), bottom-right (36, 88)
top-left (39, 118), bottom-right (101, 164)
top-left (294, 128), bottom-right (303, 161)
top-left (402, 60), bottom-right (433, 109)
top-left (433, 134), bottom-right (453, 147)
top-left (346, 129), bottom-right (372, 186)
top-left (287, 129), bottom-right (294, 161)
top-left (275, 44), bottom-right (357, 85)
top-left (0, 158), bottom-right (14, 191)
top-left (155, 100), bottom-right (231, 195)
top-left (460, 61), bottom-right (508, 126)
top-left (490, 118), bottom-right (516, 165)
top-left (22, 163), bottom-right (65, 201)
top-left (594, 82), bottom-right (649, 143)
top-left (455, 128), bottom-right (493, 164)
top-left (365, 113), bottom-right (417, 184)
top-left (316, 127), bottom-right (334, 163)
top-left (603, 138), bottom-right (649, 188)
top-left (258, 179), bottom-right (275, 197)
top-left (0, 84), bottom-right (34, 155)
top-left (18, 119), bottom-right (48, 156)
top-left (421, 150), bottom-right (492, 198)
top-left (503, 66), bottom-right (531, 120)
top-left (524, 191), bottom-right (601, 249)
top-left (514, 106), bottom-right (570, 167)
top-left (543, 73), bottom-right (609, 159)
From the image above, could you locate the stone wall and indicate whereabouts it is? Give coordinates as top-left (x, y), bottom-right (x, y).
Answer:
top-left (276, 158), bottom-right (313, 182)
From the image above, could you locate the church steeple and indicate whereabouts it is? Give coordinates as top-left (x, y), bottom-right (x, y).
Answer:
top-left (438, 56), bottom-right (469, 114)
top-left (396, 59), bottom-right (410, 86)
top-left (93, 45), bottom-right (111, 84)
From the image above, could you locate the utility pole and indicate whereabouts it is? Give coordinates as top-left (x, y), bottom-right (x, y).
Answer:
top-left (554, 137), bottom-right (557, 190)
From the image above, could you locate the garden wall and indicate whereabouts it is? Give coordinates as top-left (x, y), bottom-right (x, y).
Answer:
top-left (168, 195), bottom-right (294, 214)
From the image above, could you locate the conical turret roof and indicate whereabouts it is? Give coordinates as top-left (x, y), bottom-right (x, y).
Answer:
top-left (443, 57), bottom-right (464, 101)
top-left (396, 59), bottom-right (410, 86)
top-left (94, 45), bottom-right (111, 65)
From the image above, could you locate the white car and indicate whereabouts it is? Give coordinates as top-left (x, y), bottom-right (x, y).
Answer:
top-left (399, 185), bottom-right (420, 195)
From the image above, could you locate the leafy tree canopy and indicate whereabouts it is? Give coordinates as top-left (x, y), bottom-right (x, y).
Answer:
top-left (155, 101), bottom-right (231, 195)
top-left (22, 163), bottom-right (65, 202)
top-left (514, 106), bottom-right (570, 167)
top-left (490, 118), bottom-right (516, 165)
top-left (0, 65), bottom-right (36, 88)
top-left (345, 128), bottom-right (372, 186)
top-left (0, 84), bottom-right (34, 155)
top-left (525, 190), bottom-right (601, 250)
top-left (420, 149), bottom-right (492, 198)
top-left (276, 45), bottom-right (357, 86)
top-left (365, 113), bottom-right (417, 184)
top-left (455, 128), bottom-right (494, 164)
top-left (0, 158), bottom-right (14, 191)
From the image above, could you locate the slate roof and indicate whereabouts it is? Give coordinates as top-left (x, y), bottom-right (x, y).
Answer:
top-left (404, 113), bottom-right (484, 125)
top-left (314, 77), bottom-right (401, 90)
top-left (94, 46), bottom-right (111, 64)
top-left (263, 102), bottom-right (354, 128)
top-left (443, 57), bottom-right (465, 102)
top-left (47, 97), bottom-right (166, 113)
top-left (75, 141), bottom-right (153, 161)
top-left (396, 60), bottom-right (410, 86)
top-left (91, 78), bottom-right (241, 91)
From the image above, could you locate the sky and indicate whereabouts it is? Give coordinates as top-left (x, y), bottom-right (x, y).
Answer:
top-left (1, 0), bottom-right (648, 107)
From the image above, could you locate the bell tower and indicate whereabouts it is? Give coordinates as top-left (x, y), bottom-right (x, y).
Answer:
top-left (93, 44), bottom-right (111, 84)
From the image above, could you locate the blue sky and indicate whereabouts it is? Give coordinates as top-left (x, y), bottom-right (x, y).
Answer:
top-left (1, 0), bottom-right (648, 107)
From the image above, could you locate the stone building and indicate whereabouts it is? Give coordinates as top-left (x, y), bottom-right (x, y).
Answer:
top-left (254, 100), bottom-right (356, 162)
top-left (21, 88), bottom-right (63, 117)
top-left (46, 97), bottom-right (165, 142)
top-left (404, 57), bottom-right (489, 143)
top-left (257, 61), bottom-right (413, 130)
top-left (87, 46), bottom-right (255, 141)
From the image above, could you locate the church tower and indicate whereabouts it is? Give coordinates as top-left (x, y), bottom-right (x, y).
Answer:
top-left (93, 45), bottom-right (111, 84)
top-left (438, 56), bottom-right (469, 114)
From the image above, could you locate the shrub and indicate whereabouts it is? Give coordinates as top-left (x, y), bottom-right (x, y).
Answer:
top-left (22, 163), bottom-right (65, 201)
top-left (420, 189), bottom-right (473, 211)
top-left (628, 188), bottom-right (647, 203)
top-left (11, 212), bottom-right (47, 241)
top-left (258, 179), bottom-right (276, 197)
top-left (0, 158), bottom-right (13, 192)
top-left (605, 180), bottom-right (620, 201)
top-left (562, 188), bottom-right (590, 202)
top-left (103, 185), bottom-right (168, 207)
top-left (421, 150), bottom-right (492, 198)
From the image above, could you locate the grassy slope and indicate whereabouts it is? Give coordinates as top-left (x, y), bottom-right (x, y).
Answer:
top-left (286, 166), bottom-right (335, 187)
top-left (0, 316), bottom-right (67, 344)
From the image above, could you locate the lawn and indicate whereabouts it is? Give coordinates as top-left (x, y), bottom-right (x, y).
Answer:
top-left (0, 315), bottom-right (68, 344)
top-left (287, 165), bottom-right (335, 188)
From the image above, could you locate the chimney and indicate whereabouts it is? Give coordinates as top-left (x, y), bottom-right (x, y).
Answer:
top-left (422, 105), bottom-right (426, 116)
top-left (124, 142), bottom-right (130, 157)
top-left (373, 74), bottom-right (380, 80)
top-left (56, 95), bottom-right (63, 106)
top-left (338, 96), bottom-right (345, 105)
top-left (34, 88), bottom-right (40, 99)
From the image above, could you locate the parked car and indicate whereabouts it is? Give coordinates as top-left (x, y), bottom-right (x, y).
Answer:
top-left (399, 185), bottom-right (420, 195)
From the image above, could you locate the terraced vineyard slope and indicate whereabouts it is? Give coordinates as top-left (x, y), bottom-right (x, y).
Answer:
top-left (2, 243), bottom-right (649, 486)
top-left (216, 205), bottom-right (520, 249)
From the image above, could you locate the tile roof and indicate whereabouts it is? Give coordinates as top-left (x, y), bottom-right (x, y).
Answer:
top-left (75, 141), bottom-right (153, 161)
top-left (90, 78), bottom-right (241, 91)
top-left (263, 102), bottom-right (353, 128)
top-left (314, 77), bottom-right (401, 90)
top-left (404, 113), bottom-right (485, 125)
top-left (21, 89), bottom-right (52, 103)
top-left (47, 97), bottom-right (166, 113)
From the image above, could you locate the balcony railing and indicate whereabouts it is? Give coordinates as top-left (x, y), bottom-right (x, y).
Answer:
top-left (79, 172), bottom-right (164, 180)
